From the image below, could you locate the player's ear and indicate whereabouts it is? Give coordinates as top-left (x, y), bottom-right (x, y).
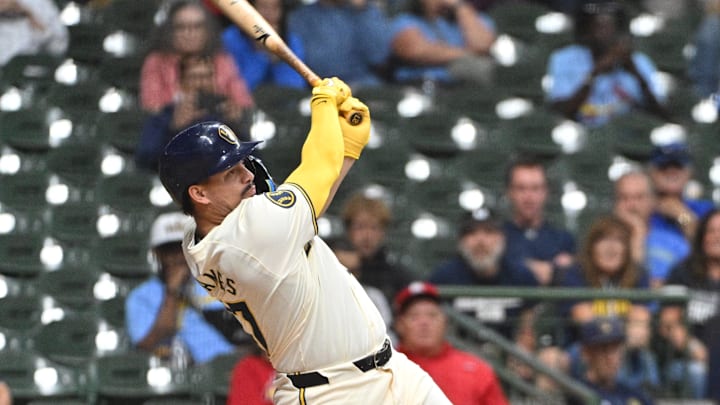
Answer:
top-left (188, 184), bottom-right (211, 206)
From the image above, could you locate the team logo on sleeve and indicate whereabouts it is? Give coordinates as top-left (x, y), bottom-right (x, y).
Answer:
top-left (265, 190), bottom-right (296, 208)
top-left (218, 125), bottom-right (239, 145)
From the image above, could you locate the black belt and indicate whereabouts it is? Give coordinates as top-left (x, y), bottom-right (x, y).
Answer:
top-left (287, 339), bottom-right (393, 389)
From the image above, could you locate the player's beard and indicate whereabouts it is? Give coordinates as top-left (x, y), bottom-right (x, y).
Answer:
top-left (460, 240), bottom-right (505, 278)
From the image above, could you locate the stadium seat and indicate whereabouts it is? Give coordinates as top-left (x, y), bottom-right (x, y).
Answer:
top-left (192, 351), bottom-right (246, 404)
top-left (99, 0), bottom-right (162, 36)
top-left (33, 315), bottom-right (130, 368)
top-left (0, 295), bottom-right (43, 332)
top-left (496, 110), bottom-right (564, 159)
top-left (0, 349), bottom-right (85, 403)
top-left (0, 233), bottom-right (49, 277)
top-left (94, 351), bottom-right (193, 404)
top-left (95, 109), bottom-right (149, 155)
top-left (46, 141), bottom-right (105, 189)
top-left (403, 112), bottom-right (466, 159)
top-left (92, 234), bottom-right (152, 279)
top-left (0, 109), bottom-right (55, 152)
top-left (36, 267), bottom-right (101, 311)
top-left (95, 172), bottom-right (157, 213)
top-left (0, 171), bottom-right (52, 214)
top-left (98, 296), bottom-right (128, 330)
top-left (66, 23), bottom-right (110, 64)
top-left (98, 55), bottom-right (144, 93)
top-left (47, 202), bottom-right (101, 245)
top-left (353, 85), bottom-right (409, 123)
top-left (46, 82), bottom-right (109, 118)
top-left (487, 1), bottom-right (551, 42)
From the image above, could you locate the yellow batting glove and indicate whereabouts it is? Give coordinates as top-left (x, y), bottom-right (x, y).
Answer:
top-left (339, 97), bottom-right (371, 159)
top-left (311, 77), bottom-right (351, 107)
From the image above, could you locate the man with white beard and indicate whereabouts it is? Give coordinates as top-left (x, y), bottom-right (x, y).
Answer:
top-left (427, 208), bottom-right (529, 341)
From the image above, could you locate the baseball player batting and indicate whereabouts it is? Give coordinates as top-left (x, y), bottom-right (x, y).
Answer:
top-left (159, 78), bottom-right (451, 404)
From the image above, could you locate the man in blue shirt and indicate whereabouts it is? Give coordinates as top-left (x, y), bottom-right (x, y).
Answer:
top-left (501, 157), bottom-right (576, 287)
top-left (288, 0), bottom-right (393, 87)
top-left (546, 1), bottom-right (668, 127)
top-left (125, 212), bottom-right (237, 364)
top-left (647, 142), bottom-right (714, 265)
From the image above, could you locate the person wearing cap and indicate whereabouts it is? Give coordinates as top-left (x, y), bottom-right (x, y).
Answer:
top-left (565, 317), bottom-right (654, 405)
top-left (647, 142), bottom-right (714, 249)
top-left (157, 79), bottom-right (451, 404)
top-left (394, 281), bottom-right (510, 405)
top-left (125, 211), bottom-right (236, 365)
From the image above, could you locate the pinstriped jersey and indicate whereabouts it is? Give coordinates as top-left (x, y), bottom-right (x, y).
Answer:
top-left (183, 183), bottom-right (387, 373)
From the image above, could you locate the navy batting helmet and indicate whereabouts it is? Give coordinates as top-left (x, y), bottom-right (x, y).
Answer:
top-left (159, 121), bottom-right (268, 205)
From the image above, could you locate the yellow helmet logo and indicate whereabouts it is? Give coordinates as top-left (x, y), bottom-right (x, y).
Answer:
top-left (218, 125), bottom-right (239, 145)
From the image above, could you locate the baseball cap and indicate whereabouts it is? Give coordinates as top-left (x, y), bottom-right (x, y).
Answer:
top-left (458, 207), bottom-right (502, 238)
top-left (150, 212), bottom-right (188, 248)
top-left (580, 317), bottom-right (626, 346)
top-left (394, 281), bottom-right (440, 314)
top-left (649, 142), bottom-right (691, 167)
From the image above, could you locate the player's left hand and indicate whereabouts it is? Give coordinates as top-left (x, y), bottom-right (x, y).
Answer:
top-left (339, 97), bottom-right (370, 159)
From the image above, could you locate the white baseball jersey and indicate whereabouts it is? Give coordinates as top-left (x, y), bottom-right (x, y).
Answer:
top-left (183, 183), bottom-right (387, 373)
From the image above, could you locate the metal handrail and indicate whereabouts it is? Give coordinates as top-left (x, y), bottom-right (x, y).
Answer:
top-left (437, 285), bottom-right (690, 302)
top-left (445, 306), bottom-right (601, 405)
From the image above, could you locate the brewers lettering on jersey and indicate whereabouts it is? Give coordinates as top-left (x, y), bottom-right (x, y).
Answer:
top-left (159, 78), bottom-right (451, 404)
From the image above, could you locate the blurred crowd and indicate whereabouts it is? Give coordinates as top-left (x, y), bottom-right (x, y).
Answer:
top-left (1, 0), bottom-right (720, 403)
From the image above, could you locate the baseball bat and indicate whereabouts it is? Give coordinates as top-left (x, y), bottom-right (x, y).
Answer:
top-left (209, 0), bottom-right (363, 126)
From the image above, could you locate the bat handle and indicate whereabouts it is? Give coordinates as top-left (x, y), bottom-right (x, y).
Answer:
top-left (309, 78), bottom-right (363, 126)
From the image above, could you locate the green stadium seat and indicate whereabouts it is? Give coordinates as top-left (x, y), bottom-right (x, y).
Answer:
top-left (99, 0), bottom-right (162, 35)
top-left (36, 267), bottom-right (100, 311)
top-left (0, 109), bottom-right (55, 152)
top-left (46, 82), bottom-right (109, 117)
top-left (0, 350), bottom-right (85, 403)
top-left (46, 141), bottom-right (104, 189)
top-left (94, 351), bottom-right (194, 404)
top-left (92, 235), bottom-right (152, 279)
top-left (33, 315), bottom-right (130, 368)
top-left (95, 172), bottom-right (157, 213)
top-left (0, 54), bottom-right (63, 93)
top-left (0, 171), bottom-right (52, 214)
top-left (98, 55), bottom-right (144, 92)
top-left (0, 295), bottom-right (43, 332)
top-left (98, 296), bottom-right (128, 330)
top-left (403, 112), bottom-right (465, 159)
top-left (66, 23), bottom-right (110, 64)
top-left (488, 1), bottom-right (551, 42)
top-left (496, 110), bottom-right (564, 159)
top-left (47, 202), bottom-right (101, 245)
top-left (95, 109), bottom-right (149, 155)
top-left (192, 351), bottom-right (246, 403)
top-left (0, 233), bottom-right (49, 277)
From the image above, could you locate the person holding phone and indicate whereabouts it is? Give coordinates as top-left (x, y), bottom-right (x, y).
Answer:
top-left (136, 55), bottom-right (250, 172)
top-left (546, 1), bottom-right (669, 127)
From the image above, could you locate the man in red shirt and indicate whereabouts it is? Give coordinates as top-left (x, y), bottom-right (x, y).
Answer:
top-left (394, 281), bottom-right (510, 405)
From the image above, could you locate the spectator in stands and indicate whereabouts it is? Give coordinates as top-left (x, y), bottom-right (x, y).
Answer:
top-left (140, 0), bottom-right (253, 114)
top-left (327, 237), bottom-right (394, 332)
top-left (428, 208), bottom-right (528, 336)
top-left (0, 381), bottom-right (10, 405)
top-left (287, 0), bottom-right (393, 87)
top-left (394, 281), bottom-right (510, 404)
top-left (0, 0), bottom-right (68, 66)
top-left (125, 212), bottom-right (237, 365)
top-left (388, 0), bottom-right (496, 86)
top-left (613, 169), bottom-right (689, 288)
top-left (502, 156), bottom-right (576, 287)
top-left (705, 313), bottom-right (720, 402)
top-left (688, 0), bottom-right (720, 97)
top-left (546, 1), bottom-right (668, 127)
top-left (558, 215), bottom-right (652, 324)
top-left (557, 215), bottom-right (659, 395)
top-left (341, 192), bottom-right (414, 301)
top-left (658, 208), bottom-right (720, 399)
top-left (647, 142), bottom-right (714, 255)
top-left (227, 348), bottom-right (275, 405)
top-left (565, 317), bottom-right (654, 405)
top-left (221, 0), bottom-right (306, 91)
top-left (135, 55), bottom-right (250, 172)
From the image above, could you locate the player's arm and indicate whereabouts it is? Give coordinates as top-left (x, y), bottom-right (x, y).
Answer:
top-left (320, 97), bottom-right (371, 214)
top-left (285, 78), bottom-right (349, 217)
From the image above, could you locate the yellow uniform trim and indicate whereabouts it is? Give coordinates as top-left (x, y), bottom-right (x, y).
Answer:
top-left (286, 182), bottom-right (318, 235)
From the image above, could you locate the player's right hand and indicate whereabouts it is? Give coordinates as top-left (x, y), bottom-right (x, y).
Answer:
top-left (311, 77), bottom-right (351, 107)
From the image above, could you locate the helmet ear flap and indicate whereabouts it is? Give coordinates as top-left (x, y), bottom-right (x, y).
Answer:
top-left (246, 155), bottom-right (277, 194)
